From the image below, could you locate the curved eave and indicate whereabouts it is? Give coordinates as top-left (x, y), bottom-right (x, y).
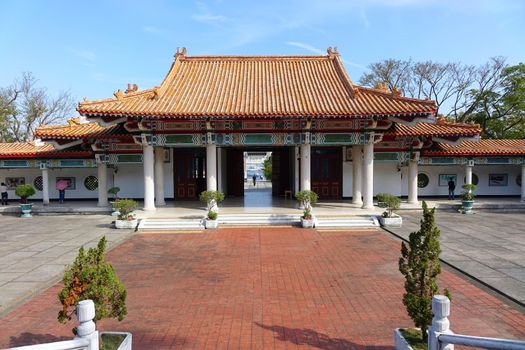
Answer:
top-left (423, 151), bottom-right (525, 157)
top-left (0, 151), bottom-right (94, 159)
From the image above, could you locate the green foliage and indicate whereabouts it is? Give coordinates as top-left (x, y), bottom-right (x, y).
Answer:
top-left (100, 333), bottom-right (126, 350)
top-left (461, 184), bottom-right (477, 201)
top-left (207, 211), bottom-right (218, 220)
top-left (107, 187), bottom-right (121, 199)
top-left (15, 184), bottom-right (36, 202)
top-left (199, 190), bottom-right (225, 214)
top-left (400, 329), bottom-right (427, 350)
top-left (376, 193), bottom-right (401, 217)
top-left (296, 190), bottom-right (318, 219)
top-left (399, 201), bottom-right (448, 340)
top-left (263, 155), bottom-right (272, 181)
top-left (114, 199), bottom-right (137, 220)
top-left (58, 237), bottom-right (127, 332)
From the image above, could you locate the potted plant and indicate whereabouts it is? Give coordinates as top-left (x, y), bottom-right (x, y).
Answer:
top-left (108, 187), bottom-right (121, 216)
top-left (461, 184), bottom-right (476, 214)
top-left (15, 184), bottom-right (36, 218)
top-left (296, 190), bottom-right (318, 228)
top-left (199, 190), bottom-right (225, 229)
top-left (376, 193), bottom-right (402, 227)
top-left (114, 199), bottom-right (138, 229)
top-left (58, 237), bottom-right (130, 347)
top-left (396, 201), bottom-right (451, 349)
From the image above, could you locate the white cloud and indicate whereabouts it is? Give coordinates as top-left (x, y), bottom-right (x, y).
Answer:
top-left (142, 26), bottom-right (161, 34)
top-left (192, 1), bottom-right (227, 24)
top-left (71, 49), bottom-right (96, 62)
top-left (286, 41), bottom-right (366, 70)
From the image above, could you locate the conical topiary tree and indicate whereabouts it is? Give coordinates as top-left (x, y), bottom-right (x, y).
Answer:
top-left (399, 201), bottom-right (450, 340)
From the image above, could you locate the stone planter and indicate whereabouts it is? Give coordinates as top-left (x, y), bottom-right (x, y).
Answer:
top-left (394, 328), bottom-right (414, 350)
top-left (19, 203), bottom-right (33, 218)
top-left (379, 214), bottom-right (403, 227)
top-left (462, 200), bottom-right (474, 214)
top-left (115, 219), bottom-right (138, 229)
top-left (301, 217), bottom-right (315, 228)
top-left (100, 331), bottom-right (132, 350)
top-left (204, 219), bottom-right (218, 229)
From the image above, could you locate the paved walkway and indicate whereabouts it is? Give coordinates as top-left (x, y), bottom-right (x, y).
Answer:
top-left (386, 210), bottom-right (525, 305)
top-left (0, 215), bottom-right (133, 316)
top-left (1, 228), bottom-right (524, 349)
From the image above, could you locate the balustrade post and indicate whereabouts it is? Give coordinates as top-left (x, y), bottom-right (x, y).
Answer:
top-left (75, 299), bottom-right (99, 350)
top-left (428, 295), bottom-right (453, 350)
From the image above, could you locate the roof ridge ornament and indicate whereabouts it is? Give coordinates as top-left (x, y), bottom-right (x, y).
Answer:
top-left (114, 89), bottom-right (124, 101)
top-left (327, 46), bottom-right (339, 58)
top-left (175, 47), bottom-right (187, 60)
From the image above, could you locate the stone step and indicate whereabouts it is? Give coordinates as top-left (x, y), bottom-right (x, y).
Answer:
top-left (219, 214), bottom-right (301, 226)
top-left (315, 216), bottom-right (379, 228)
top-left (139, 219), bottom-right (204, 230)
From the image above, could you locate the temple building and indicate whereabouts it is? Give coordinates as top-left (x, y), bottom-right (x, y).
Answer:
top-left (1, 48), bottom-right (524, 208)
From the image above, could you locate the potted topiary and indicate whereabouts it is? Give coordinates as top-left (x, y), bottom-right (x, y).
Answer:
top-left (199, 190), bottom-right (225, 229)
top-left (396, 201), bottom-right (451, 349)
top-left (461, 184), bottom-right (476, 214)
top-left (58, 237), bottom-right (131, 348)
top-left (15, 184), bottom-right (36, 218)
top-left (108, 187), bottom-right (121, 216)
top-left (114, 199), bottom-right (138, 229)
top-left (376, 193), bottom-right (402, 227)
top-left (296, 190), bottom-right (318, 228)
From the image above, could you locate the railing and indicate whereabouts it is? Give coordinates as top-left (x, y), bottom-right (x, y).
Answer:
top-left (428, 295), bottom-right (525, 350)
top-left (4, 300), bottom-right (98, 350)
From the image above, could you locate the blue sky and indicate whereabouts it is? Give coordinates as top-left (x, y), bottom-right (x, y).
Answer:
top-left (1, 0), bottom-right (524, 107)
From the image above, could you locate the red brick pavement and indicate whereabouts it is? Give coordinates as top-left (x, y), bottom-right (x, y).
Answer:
top-left (0, 227), bottom-right (524, 349)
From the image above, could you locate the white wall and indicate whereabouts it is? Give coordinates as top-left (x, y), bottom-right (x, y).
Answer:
top-left (343, 160), bottom-right (402, 197)
top-left (0, 167), bottom-right (99, 200)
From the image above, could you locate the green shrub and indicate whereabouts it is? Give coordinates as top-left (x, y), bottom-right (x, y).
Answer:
top-left (199, 190), bottom-right (225, 216)
top-left (207, 211), bottom-right (218, 220)
top-left (15, 184), bottom-right (36, 203)
top-left (107, 187), bottom-right (121, 200)
top-left (399, 201), bottom-right (450, 340)
top-left (461, 184), bottom-right (476, 201)
top-left (376, 193), bottom-right (401, 218)
top-left (296, 190), bottom-right (318, 219)
top-left (114, 199), bottom-right (138, 220)
top-left (58, 237), bottom-right (127, 333)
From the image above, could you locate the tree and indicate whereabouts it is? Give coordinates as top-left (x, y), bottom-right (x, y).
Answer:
top-left (398, 201), bottom-right (449, 340)
top-left (263, 155), bottom-right (272, 181)
top-left (0, 72), bottom-right (73, 142)
top-left (58, 237), bottom-right (127, 332)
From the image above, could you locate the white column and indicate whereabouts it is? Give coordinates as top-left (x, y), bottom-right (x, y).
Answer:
top-left (206, 144), bottom-right (217, 191)
top-left (143, 145), bottom-right (156, 211)
top-left (217, 147), bottom-right (223, 193)
top-left (154, 147), bottom-right (166, 206)
top-left (408, 160), bottom-right (419, 204)
top-left (521, 164), bottom-right (525, 202)
top-left (465, 164), bottom-right (473, 186)
top-left (351, 145), bottom-right (363, 205)
top-left (97, 162), bottom-right (108, 207)
top-left (294, 146), bottom-right (300, 195)
top-left (41, 167), bottom-right (50, 205)
top-left (362, 142), bottom-right (374, 209)
top-left (300, 144), bottom-right (311, 191)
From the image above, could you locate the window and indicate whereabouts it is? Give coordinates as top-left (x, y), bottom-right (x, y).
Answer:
top-left (516, 174), bottom-right (521, 187)
top-left (34, 176), bottom-right (43, 191)
top-left (463, 173), bottom-right (479, 186)
top-left (439, 174), bottom-right (456, 187)
top-left (488, 174), bottom-right (508, 186)
top-left (417, 173), bottom-right (429, 188)
top-left (84, 176), bottom-right (98, 191)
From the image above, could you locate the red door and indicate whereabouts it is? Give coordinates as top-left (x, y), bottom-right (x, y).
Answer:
top-left (173, 150), bottom-right (205, 200)
top-left (311, 147), bottom-right (342, 199)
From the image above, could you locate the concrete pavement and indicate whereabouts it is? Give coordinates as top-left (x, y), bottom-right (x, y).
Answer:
top-left (386, 209), bottom-right (525, 305)
top-left (0, 215), bottom-right (133, 316)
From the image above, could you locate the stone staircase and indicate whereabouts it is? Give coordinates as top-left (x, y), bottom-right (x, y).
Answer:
top-left (138, 213), bottom-right (379, 231)
top-left (138, 218), bottom-right (205, 231)
top-left (314, 215), bottom-right (379, 228)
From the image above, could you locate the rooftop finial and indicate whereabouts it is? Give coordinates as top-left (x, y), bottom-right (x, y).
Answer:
top-left (175, 47), bottom-right (187, 60)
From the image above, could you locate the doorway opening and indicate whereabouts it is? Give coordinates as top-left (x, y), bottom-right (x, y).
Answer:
top-left (244, 151), bottom-right (272, 206)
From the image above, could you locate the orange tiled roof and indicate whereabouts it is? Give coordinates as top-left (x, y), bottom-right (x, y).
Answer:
top-left (0, 142), bottom-right (92, 159)
top-left (78, 49), bottom-right (436, 119)
top-left (423, 139), bottom-right (525, 156)
top-left (34, 118), bottom-right (128, 139)
top-left (386, 118), bottom-right (482, 137)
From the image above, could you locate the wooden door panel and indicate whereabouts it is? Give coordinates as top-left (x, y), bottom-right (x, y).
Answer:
top-left (311, 147), bottom-right (342, 199)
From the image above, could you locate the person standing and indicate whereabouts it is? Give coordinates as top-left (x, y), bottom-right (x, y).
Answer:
top-left (447, 178), bottom-right (456, 200)
top-left (0, 182), bottom-right (8, 205)
top-left (252, 174), bottom-right (257, 187)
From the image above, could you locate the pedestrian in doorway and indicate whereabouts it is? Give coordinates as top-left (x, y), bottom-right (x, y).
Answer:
top-left (252, 174), bottom-right (257, 187)
top-left (1, 182), bottom-right (8, 205)
top-left (448, 178), bottom-right (456, 200)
